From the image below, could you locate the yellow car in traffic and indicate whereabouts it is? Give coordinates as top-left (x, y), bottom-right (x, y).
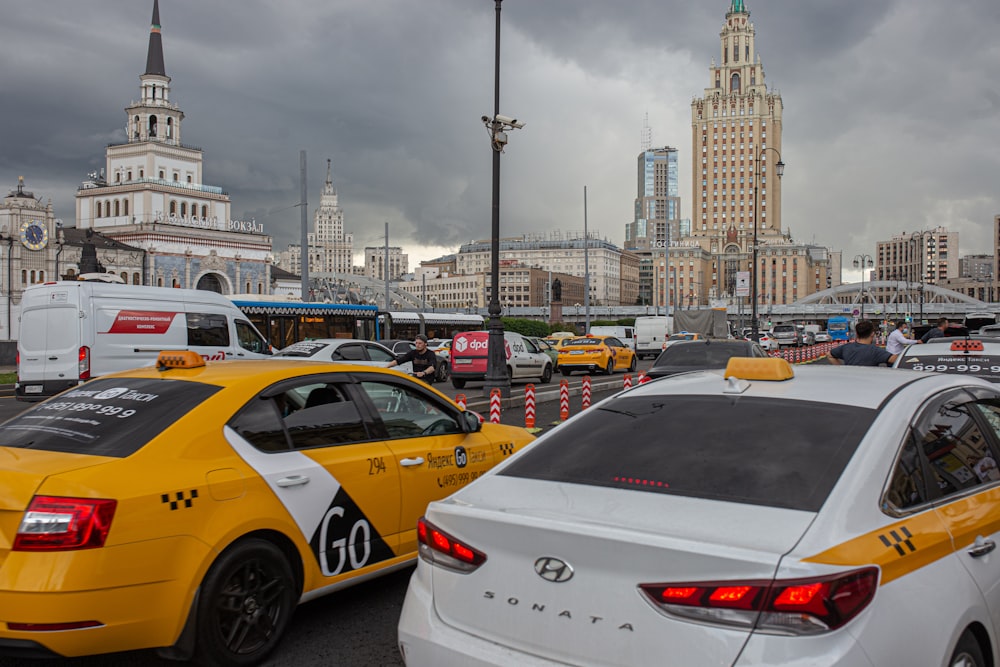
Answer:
top-left (557, 334), bottom-right (638, 376)
top-left (0, 352), bottom-right (533, 665)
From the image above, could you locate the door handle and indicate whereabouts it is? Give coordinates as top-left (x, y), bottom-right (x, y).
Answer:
top-left (968, 536), bottom-right (996, 558)
top-left (400, 457), bottom-right (425, 467)
top-left (276, 475), bottom-right (310, 488)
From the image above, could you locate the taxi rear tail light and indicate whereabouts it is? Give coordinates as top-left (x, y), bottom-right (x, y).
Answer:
top-left (8, 620), bottom-right (104, 631)
top-left (417, 517), bottom-right (486, 573)
top-left (639, 567), bottom-right (878, 635)
top-left (78, 346), bottom-right (91, 380)
top-left (13, 496), bottom-right (117, 551)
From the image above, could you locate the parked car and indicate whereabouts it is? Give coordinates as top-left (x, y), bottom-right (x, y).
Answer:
top-left (647, 339), bottom-right (768, 379)
top-left (770, 323), bottom-right (802, 347)
top-left (528, 336), bottom-right (559, 369)
top-left (744, 330), bottom-right (778, 352)
top-left (814, 330), bottom-right (832, 343)
top-left (894, 337), bottom-right (1000, 382)
top-left (399, 358), bottom-right (1000, 667)
top-left (273, 338), bottom-right (412, 372)
top-left (449, 331), bottom-right (553, 388)
top-left (0, 352), bottom-right (536, 664)
top-left (558, 335), bottom-right (637, 376)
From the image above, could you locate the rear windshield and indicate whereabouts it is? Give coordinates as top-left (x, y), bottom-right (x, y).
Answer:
top-left (501, 395), bottom-right (875, 511)
top-left (568, 338), bottom-right (601, 346)
top-left (772, 325), bottom-right (795, 333)
top-left (656, 343), bottom-right (748, 366)
top-left (896, 353), bottom-right (1000, 382)
top-left (275, 341), bottom-right (330, 358)
top-left (668, 334), bottom-right (696, 341)
top-left (0, 378), bottom-right (221, 457)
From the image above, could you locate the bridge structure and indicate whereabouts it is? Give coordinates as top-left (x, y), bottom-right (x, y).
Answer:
top-left (305, 274), bottom-right (997, 327)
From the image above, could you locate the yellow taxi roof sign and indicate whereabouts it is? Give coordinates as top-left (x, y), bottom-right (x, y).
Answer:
top-left (157, 350), bottom-right (206, 370)
top-left (724, 357), bottom-right (794, 381)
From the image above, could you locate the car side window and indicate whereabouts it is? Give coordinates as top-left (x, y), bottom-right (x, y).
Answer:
top-left (358, 380), bottom-right (462, 438)
top-left (236, 319), bottom-right (269, 354)
top-left (911, 391), bottom-right (1000, 499)
top-left (365, 344), bottom-right (395, 363)
top-left (187, 312), bottom-right (230, 346)
top-left (281, 382), bottom-right (370, 448)
top-left (333, 344), bottom-right (366, 362)
top-left (230, 396), bottom-right (290, 453)
top-left (524, 339), bottom-right (538, 353)
top-left (885, 434), bottom-right (932, 511)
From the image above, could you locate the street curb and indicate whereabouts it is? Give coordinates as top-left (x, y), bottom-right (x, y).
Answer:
top-left (0, 384), bottom-right (13, 398)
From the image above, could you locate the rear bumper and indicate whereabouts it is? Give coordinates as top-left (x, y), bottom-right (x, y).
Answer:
top-left (14, 379), bottom-right (81, 401)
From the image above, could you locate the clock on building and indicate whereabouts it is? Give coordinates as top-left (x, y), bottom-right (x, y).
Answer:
top-left (19, 220), bottom-right (48, 251)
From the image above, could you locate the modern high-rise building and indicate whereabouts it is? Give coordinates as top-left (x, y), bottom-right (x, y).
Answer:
top-left (73, 0), bottom-right (273, 294)
top-left (875, 226), bottom-right (959, 286)
top-left (281, 160), bottom-right (355, 276)
top-left (627, 146), bottom-right (681, 253)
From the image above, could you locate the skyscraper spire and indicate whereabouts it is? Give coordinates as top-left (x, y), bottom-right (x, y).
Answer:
top-left (729, 0), bottom-right (748, 15)
top-left (144, 0), bottom-right (166, 76)
top-left (323, 158), bottom-right (336, 195)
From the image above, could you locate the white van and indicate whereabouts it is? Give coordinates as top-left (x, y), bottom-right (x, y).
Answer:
top-left (588, 325), bottom-right (636, 351)
top-left (633, 316), bottom-right (672, 359)
top-left (16, 281), bottom-right (273, 401)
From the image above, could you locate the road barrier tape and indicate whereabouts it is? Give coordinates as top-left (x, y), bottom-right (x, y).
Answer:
top-left (489, 388), bottom-right (501, 424)
top-left (525, 384), bottom-right (536, 428)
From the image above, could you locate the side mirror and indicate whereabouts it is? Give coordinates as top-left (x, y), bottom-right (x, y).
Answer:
top-left (463, 410), bottom-right (483, 433)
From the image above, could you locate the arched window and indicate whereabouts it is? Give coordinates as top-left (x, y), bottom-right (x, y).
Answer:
top-left (123, 200), bottom-right (129, 216)
top-left (246, 282), bottom-right (251, 293)
top-left (180, 202), bottom-right (187, 217)
top-left (148, 115), bottom-right (157, 138)
top-left (187, 175), bottom-right (192, 183)
top-left (127, 170), bottom-right (132, 180)
top-left (115, 172), bottom-right (121, 183)
top-left (21, 270), bottom-right (27, 285)
top-left (731, 73), bottom-right (740, 93)
top-left (38, 271), bottom-right (44, 282)
top-left (159, 170), bottom-right (164, 179)
top-left (166, 117), bottom-right (173, 139)
top-left (133, 272), bottom-right (141, 285)
top-left (258, 282), bottom-right (264, 294)
top-left (169, 201), bottom-right (176, 215)
top-left (157, 277), bottom-right (164, 287)
top-left (30, 270), bottom-right (36, 284)
top-left (114, 200), bottom-right (120, 216)
top-left (96, 202), bottom-right (102, 218)
top-left (133, 115), bottom-right (140, 140)
top-left (201, 205), bottom-right (208, 218)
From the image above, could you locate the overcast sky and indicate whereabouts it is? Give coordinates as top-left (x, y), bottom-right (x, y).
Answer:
top-left (2, 0), bottom-right (998, 276)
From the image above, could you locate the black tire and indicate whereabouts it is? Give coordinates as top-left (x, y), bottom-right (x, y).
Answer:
top-left (194, 538), bottom-right (297, 667)
top-left (451, 378), bottom-right (466, 389)
top-left (950, 630), bottom-right (986, 667)
top-left (540, 364), bottom-right (552, 384)
top-left (436, 362), bottom-right (450, 383)
top-left (629, 355), bottom-right (637, 372)
top-left (605, 360), bottom-right (615, 375)
top-left (560, 368), bottom-right (571, 377)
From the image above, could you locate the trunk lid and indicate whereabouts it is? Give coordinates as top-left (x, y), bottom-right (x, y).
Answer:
top-left (425, 476), bottom-right (815, 666)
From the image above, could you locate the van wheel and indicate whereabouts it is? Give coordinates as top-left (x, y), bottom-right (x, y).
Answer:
top-left (540, 364), bottom-right (552, 384)
top-left (451, 378), bottom-right (466, 389)
top-left (949, 630), bottom-right (986, 667)
top-left (194, 538), bottom-right (296, 667)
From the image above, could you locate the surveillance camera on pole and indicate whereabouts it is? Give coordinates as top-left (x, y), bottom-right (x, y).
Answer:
top-left (494, 114), bottom-right (525, 129)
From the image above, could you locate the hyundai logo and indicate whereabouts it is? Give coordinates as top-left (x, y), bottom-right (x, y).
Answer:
top-left (534, 556), bottom-right (574, 583)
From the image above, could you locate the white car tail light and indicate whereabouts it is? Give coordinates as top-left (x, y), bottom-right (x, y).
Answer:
top-left (639, 567), bottom-right (878, 635)
top-left (79, 345), bottom-right (91, 380)
top-left (417, 517), bottom-right (487, 573)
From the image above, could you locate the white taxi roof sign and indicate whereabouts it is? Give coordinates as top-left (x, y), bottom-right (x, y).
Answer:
top-left (157, 350), bottom-right (206, 370)
top-left (724, 357), bottom-right (794, 381)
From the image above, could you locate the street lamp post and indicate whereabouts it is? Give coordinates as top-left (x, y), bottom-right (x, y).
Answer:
top-left (751, 148), bottom-right (784, 340)
top-left (853, 254), bottom-right (874, 319)
top-left (481, 0), bottom-right (524, 398)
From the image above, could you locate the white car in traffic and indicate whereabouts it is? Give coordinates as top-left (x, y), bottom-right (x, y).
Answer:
top-left (399, 359), bottom-right (1000, 666)
top-left (273, 338), bottom-right (412, 373)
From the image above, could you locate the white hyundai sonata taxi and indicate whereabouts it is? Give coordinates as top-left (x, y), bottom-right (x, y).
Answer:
top-left (398, 358), bottom-right (1000, 667)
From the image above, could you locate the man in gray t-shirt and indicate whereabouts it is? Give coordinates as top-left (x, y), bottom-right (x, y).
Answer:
top-left (828, 319), bottom-right (898, 367)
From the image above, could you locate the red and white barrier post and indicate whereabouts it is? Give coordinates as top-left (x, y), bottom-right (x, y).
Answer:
top-left (623, 374), bottom-right (632, 389)
top-left (581, 375), bottom-right (592, 410)
top-left (559, 379), bottom-right (570, 420)
top-left (455, 393), bottom-right (467, 410)
top-left (639, 371), bottom-right (650, 384)
top-left (524, 384), bottom-right (536, 429)
top-left (489, 388), bottom-right (501, 424)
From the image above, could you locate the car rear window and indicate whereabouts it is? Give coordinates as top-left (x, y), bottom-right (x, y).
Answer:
top-left (656, 343), bottom-right (749, 366)
top-left (896, 353), bottom-right (1000, 382)
top-left (0, 378), bottom-right (221, 457)
top-left (275, 341), bottom-right (331, 358)
top-left (772, 325), bottom-right (795, 333)
top-left (568, 338), bottom-right (601, 346)
top-left (500, 395), bottom-right (875, 511)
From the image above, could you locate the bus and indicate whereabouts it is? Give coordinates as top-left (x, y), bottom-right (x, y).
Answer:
top-left (380, 311), bottom-right (484, 341)
top-left (827, 315), bottom-right (853, 341)
top-left (231, 298), bottom-right (379, 350)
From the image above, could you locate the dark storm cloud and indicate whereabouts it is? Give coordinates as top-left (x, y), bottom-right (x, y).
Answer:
top-left (1, 0), bottom-right (997, 267)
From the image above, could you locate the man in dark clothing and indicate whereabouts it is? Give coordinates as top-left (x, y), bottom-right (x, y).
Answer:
top-left (387, 333), bottom-right (438, 382)
top-left (828, 319), bottom-right (898, 367)
top-left (919, 318), bottom-right (949, 343)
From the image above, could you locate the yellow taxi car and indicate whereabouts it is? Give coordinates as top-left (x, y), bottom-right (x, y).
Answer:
top-left (557, 334), bottom-right (637, 376)
top-left (0, 352), bottom-right (534, 665)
